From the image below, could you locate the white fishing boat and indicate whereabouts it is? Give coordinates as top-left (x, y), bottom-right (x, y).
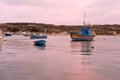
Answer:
top-left (0, 29), bottom-right (4, 41)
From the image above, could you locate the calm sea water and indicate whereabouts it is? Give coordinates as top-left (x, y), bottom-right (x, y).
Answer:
top-left (0, 35), bottom-right (120, 80)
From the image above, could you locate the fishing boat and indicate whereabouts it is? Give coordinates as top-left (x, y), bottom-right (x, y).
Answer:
top-left (5, 33), bottom-right (12, 36)
top-left (30, 28), bottom-right (47, 39)
top-left (0, 29), bottom-right (4, 41)
top-left (70, 27), bottom-right (95, 41)
top-left (34, 40), bottom-right (46, 45)
top-left (30, 35), bottom-right (47, 39)
top-left (5, 32), bottom-right (12, 36)
top-left (70, 13), bottom-right (96, 41)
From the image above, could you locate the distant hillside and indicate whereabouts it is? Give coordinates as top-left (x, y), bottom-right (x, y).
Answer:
top-left (0, 23), bottom-right (120, 35)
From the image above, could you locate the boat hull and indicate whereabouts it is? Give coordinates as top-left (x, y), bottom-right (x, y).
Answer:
top-left (70, 32), bottom-right (95, 41)
top-left (34, 40), bottom-right (46, 45)
top-left (5, 33), bottom-right (12, 36)
top-left (30, 35), bottom-right (47, 39)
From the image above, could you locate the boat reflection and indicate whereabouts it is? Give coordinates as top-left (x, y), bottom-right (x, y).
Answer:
top-left (81, 41), bottom-right (94, 55)
top-left (71, 41), bottom-right (94, 54)
top-left (34, 44), bottom-right (46, 50)
top-left (71, 41), bottom-right (94, 65)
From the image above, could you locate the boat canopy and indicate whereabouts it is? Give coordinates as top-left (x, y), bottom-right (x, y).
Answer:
top-left (81, 27), bottom-right (92, 36)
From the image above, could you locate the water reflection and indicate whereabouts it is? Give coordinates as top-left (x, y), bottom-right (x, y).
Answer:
top-left (81, 41), bottom-right (93, 55)
top-left (71, 41), bottom-right (94, 65)
top-left (34, 44), bottom-right (46, 50)
top-left (71, 41), bottom-right (94, 54)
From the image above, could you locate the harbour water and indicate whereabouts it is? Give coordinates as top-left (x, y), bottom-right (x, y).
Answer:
top-left (0, 35), bottom-right (120, 80)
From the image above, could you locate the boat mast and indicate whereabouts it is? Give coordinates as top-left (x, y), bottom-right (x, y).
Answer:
top-left (83, 13), bottom-right (86, 26)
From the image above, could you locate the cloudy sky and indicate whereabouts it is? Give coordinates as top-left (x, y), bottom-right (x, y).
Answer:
top-left (0, 0), bottom-right (120, 25)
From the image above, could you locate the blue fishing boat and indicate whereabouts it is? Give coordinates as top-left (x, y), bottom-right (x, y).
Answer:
top-left (30, 35), bottom-right (47, 39)
top-left (5, 33), bottom-right (12, 36)
top-left (70, 13), bottom-right (96, 41)
top-left (70, 27), bottom-right (96, 41)
top-left (34, 40), bottom-right (46, 45)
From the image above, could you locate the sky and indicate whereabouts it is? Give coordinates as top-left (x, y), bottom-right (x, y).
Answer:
top-left (0, 0), bottom-right (120, 25)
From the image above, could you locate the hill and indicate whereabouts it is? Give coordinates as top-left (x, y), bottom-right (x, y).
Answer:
top-left (0, 23), bottom-right (120, 35)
